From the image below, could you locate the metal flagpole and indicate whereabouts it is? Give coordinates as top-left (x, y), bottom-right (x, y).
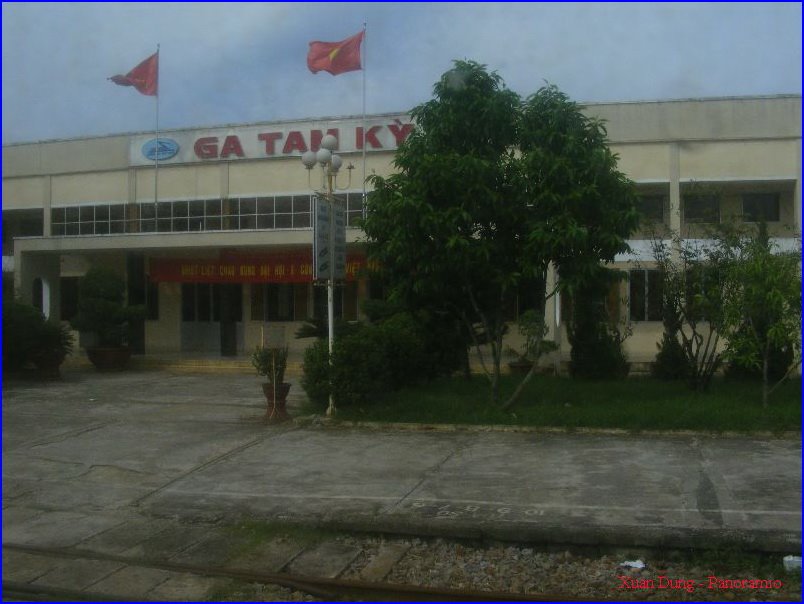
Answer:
top-left (154, 44), bottom-right (160, 216)
top-left (361, 22), bottom-right (367, 220)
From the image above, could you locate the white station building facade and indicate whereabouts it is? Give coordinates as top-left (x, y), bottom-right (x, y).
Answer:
top-left (3, 95), bottom-right (801, 368)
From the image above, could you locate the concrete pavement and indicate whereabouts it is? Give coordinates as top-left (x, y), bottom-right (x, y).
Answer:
top-left (3, 368), bottom-right (801, 556)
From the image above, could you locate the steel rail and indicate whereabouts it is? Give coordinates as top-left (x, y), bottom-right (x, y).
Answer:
top-left (3, 542), bottom-right (584, 602)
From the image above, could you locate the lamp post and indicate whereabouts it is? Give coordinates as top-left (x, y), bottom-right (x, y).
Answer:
top-left (301, 134), bottom-right (352, 417)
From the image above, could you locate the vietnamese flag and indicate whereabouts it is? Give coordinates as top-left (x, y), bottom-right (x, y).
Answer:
top-left (307, 30), bottom-right (364, 75)
top-left (109, 52), bottom-right (158, 96)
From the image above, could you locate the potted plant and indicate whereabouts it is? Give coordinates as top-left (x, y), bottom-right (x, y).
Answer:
top-left (252, 344), bottom-right (291, 422)
top-left (506, 309), bottom-right (558, 374)
top-left (71, 267), bottom-right (144, 371)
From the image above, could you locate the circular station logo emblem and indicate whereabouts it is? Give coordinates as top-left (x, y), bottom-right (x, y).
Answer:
top-left (142, 138), bottom-right (180, 161)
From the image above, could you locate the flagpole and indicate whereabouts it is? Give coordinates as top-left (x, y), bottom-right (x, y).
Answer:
top-left (361, 22), bottom-right (367, 220)
top-left (154, 44), bottom-right (160, 214)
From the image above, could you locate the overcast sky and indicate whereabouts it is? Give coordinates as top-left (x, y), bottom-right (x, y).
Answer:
top-left (2, 2), bottom-right (801, 144)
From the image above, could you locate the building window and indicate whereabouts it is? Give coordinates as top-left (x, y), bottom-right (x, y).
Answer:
top-left (345, 192), bottom-right (364, 226)
top-left (251, 283), bottom-right (308, 321)
top-left (2, 209), bottom-right (43, 254)
top-left (683, 194), bottom-right (719, 224)
top-left (637, 195), bottom-right (664, 224)
top-left (293, 196), bottom-right (312, 228)
top-left (52, 194), bottom-right (332, 237)
top-left (51, 204), bottom-right (127, 236)
top-left (205, 199), bottom-right (222, 230)
top-left (742, 193), bottom-right (780, 222)
top-left (629, 269), bottom-right (663, 322)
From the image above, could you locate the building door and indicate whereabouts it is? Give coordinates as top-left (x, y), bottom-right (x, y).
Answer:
top-left (181, 283), bottom-right (243, 354)
top-left (218, 284), bottom-right (241, 357)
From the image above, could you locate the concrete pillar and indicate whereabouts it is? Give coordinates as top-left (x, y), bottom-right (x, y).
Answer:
top-left (668, 143), bottom-right (681, 235)
top-left (545, 262), bottom-right (562, 375)
top-left (220, 162), bottom-right (230, 200)
top-left (43, 176), bottom-right (52, 237)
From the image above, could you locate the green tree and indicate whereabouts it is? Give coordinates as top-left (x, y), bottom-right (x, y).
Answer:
top-left (718, 224), bottom-right (801, 406)
top-left (650, 235), bottom-right (727, 392)
top-left (363, 61), bottom-right (639, 405)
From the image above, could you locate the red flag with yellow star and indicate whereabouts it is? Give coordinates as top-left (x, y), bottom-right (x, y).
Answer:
top-left (109, 52), bottom-right (159, 96)
top-left (307, 30), bottom-right (364, 75)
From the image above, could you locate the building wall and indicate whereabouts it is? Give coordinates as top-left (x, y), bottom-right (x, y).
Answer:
top-left (3, 176), bottom-right (48, 209)
top-left (53, 171), bottom-right (129, 205)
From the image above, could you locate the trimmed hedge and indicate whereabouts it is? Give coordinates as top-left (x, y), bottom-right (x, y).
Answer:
top-left (302, 312), bottom-right (450, 409)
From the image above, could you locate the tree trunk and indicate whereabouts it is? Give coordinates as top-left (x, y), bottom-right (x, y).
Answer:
top-left (501, 357), bottom-right (538, 410)
top-left (762, 340), bottom-right (770, 408)
top-left (490, 326), bottom-right (503, 405)
top-left (501, 287), bottom-right (548, 410)
top-left (461, 346), bottom-right (472, 381)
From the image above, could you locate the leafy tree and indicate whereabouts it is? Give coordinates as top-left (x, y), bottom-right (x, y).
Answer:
top-left (717, 223), bottom-right (801, 406)
top-left (363, 61), bottom-right (639, 405)
top-left (650, 235), bottom-right (727, 391)
top-left (649, 222), bottom-right (801, 400)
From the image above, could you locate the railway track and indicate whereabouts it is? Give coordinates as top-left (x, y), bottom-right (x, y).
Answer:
top-left (2, 543), bottom-right (578, 602)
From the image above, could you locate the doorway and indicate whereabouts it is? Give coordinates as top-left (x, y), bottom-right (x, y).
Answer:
top-left (180, 283), bottom-right (243, 355)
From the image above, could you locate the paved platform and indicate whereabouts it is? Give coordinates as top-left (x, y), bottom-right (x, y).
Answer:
top-left (3, 368), bottom-right (801, 558)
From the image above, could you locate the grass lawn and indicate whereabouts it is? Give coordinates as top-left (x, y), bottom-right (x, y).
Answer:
top-left (330, 374), bottom-right (801, 433)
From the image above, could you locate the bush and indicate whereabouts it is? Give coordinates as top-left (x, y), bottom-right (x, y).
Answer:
top-left (2, 299), bottom-right (74, 373)
top-left (301, 312), bottom-right (435, 409)
top-left (331, 324), bottom-right (394, 407)
top-left (301, 339), bottom-right (331, 407)
top-left (32, 321), bottom-right (74, 371)
top-left (569, 323), bottom-right (630, 379)
top-left (652, 332), bottom-right (691, 380)
top-left (3, 300), bottom-right (47, 371)
top-left (362, 300), bottom-right (466, 379)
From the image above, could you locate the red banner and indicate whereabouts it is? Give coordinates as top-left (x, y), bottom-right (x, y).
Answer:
top-left (149, 252), bottom-right (367, 283)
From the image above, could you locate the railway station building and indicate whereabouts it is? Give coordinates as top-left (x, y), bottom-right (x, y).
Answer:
top-left (3, 94), bottom-right (800, 369)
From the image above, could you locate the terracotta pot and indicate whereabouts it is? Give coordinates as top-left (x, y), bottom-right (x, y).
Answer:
top-left (86, 346), bottom-right (132, 371)
top-left (262, 382), bottom-right (291, 423)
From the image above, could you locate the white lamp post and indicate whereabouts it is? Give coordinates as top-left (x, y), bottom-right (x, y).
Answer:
top-left (301, 134), bottom-right (352, 417)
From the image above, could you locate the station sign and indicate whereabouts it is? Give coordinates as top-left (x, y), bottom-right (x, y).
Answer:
top-left (130, 114), bottom-right (413, 166)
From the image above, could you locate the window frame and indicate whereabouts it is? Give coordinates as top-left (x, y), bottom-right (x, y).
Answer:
top-left (629, 268), bottom-right (663, 322)
top-left (741, 192), bottom-right (780, 223)
top-left (683, 193), bottom-right (720, 224)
